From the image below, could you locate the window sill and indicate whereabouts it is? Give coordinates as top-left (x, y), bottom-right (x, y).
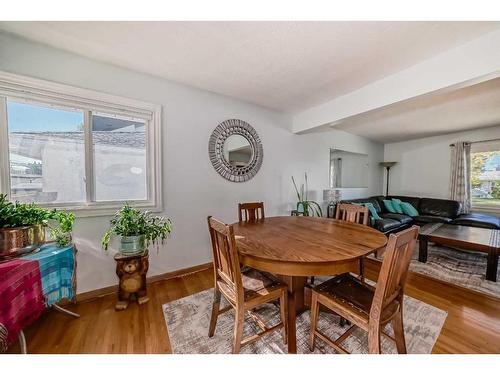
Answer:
top-left (37, 200), bottom-right (163, 218)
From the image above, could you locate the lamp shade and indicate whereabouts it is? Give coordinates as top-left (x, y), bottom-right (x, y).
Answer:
top-left (379, 161), bottom-right (397, 168)
top-left (323, 189), bottom-right (341, 202)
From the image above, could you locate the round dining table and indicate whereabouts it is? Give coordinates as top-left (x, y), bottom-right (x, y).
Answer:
top-left (232, 216), bottom-right (388, 354)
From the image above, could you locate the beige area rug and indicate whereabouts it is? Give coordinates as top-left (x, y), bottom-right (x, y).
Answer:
top-left (367, 242), bottom-right (500, 299)
top-left (163, 288), bottom-right (447, 354)
top-left (407, 243), bottom-right (500, 299)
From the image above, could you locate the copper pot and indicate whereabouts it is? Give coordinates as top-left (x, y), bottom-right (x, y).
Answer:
top-left (0, 224), bottom-right (45, 259)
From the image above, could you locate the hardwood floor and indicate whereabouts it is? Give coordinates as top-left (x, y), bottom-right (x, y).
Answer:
top-left (7, 259), bottom-right (500, 354)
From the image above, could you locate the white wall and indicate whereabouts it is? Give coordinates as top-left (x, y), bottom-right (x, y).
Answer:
top-left (0, 32), bottom-right (384, 293)
top-left (384, 125), bottom-right (500, 198)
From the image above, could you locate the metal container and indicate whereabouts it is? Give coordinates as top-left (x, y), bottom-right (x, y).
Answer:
top-left (0, 224), bottom-right (45, 259)
top-left (120, 235), bottom-right (145, 254)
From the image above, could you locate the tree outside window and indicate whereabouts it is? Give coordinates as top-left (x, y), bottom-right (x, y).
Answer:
top-left (471, 151), bottom-right (500, 207)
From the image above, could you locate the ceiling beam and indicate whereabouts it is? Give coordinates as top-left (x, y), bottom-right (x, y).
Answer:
top-left (292, 28), bottom-right (500, 134)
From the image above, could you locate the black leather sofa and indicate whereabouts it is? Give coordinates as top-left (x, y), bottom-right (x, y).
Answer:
top-left (340, 195), bottom-right (500, 234)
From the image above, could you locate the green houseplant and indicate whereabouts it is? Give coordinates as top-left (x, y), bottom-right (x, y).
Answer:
top-left (0, 194), bottom-right (53, 256)
top-left (101, 204), bottom-right (172, 254)
top-left (48, 211), bottom-right (75, 247)
top-left (292, 173), bottom-right (323, 217)
top-left (0, 194), bottom-right (75, 257)
top-left (0, 193), bottom-right (15, 228)
top-left (0, 194), bottom-right (55, 228)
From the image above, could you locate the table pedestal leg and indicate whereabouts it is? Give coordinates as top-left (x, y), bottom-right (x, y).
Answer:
top-left (281, 276), bottom-right (306, 354)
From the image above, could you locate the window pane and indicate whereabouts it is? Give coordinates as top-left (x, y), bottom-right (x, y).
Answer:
top-left (471, 150), bottom-right (500, 207)
top-left (7, 100), bottom-right (86, 204)
top-left (92, 113), bottom-right (147, 202)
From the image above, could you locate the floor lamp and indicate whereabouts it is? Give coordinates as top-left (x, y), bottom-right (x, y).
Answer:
top-left (380, 161), bottom-right (397, 196)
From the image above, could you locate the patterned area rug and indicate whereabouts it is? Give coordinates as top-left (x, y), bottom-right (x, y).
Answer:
top-left (409, 243), bottom-right (499, 299)
top-left (163, 288), bottom-right (447, 354)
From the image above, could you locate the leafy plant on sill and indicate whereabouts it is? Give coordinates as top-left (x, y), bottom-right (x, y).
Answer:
top-left (0, 194), bottom-right (15, 228)
top-left (0, 193), bottom-right (75, 247)
top-left (0, 194), bottom-right (56, 228)
top-left (292, 173), bottom-right (323, 217)
top-left (48, 211), bottom-right (76, 247)
top-left (101, 204), bottom-right (172, 251)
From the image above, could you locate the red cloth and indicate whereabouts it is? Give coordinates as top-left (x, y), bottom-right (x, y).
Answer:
top-left (0, 259), bottom-right (45, 351)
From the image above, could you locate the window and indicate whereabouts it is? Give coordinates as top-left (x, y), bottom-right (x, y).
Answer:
top-left (92, 113), bottom-right (147, 202)
top-left (470, 141), bottom-right (500, 210)
top-left (0, 71), bottom-right (162, 215)
top-left (8, 100), bottom-right (86, 203)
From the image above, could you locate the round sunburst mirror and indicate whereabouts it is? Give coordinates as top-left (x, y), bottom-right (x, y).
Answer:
top-left (208, 119), bottom-right (263, 182)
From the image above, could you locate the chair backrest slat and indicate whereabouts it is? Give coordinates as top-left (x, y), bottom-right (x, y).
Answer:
top-left (238, 202), bottom-right (265, 222)
top-left (335, 203), bottom-right (369, 225)
top-left (207, 216), bottom-right (243, 300)
top-left (370, 226), bottom-right (419, 320)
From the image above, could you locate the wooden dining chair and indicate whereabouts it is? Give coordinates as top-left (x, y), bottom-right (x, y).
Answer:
top-left (306, 203), bottom-right (371, 286)
top-left (335, 203), bottom-right (369, 225)
top-left (207, 216), bottom-right (288, 353)
top-left (238, 202), bottom-right (265, 222)
top-left (309, 225), bottom-right (419, 354)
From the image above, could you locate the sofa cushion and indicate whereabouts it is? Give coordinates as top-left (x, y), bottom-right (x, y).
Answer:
top-left (452, 213), bottom-right (500, 229)
top-left (391, 198), bottom-right (404, 214)
top-left (383, 200), bottom-right (397, 213)
top-left (386, 196), bottom-right (421, 212)
top-left (363, 202), bottom-right (381, 220)
top-left (373, 218), bottom-right (402, 232)
top-left (379, 212), bottom-right (413, 225)
top-left (418, 198), bottom-right (461, 218)
top-left (400, 202), bottom-right (419, 217)
top-left (342, 197), bottom-right (383, 213)
top-left (413, 215), bottom-right (453, 224)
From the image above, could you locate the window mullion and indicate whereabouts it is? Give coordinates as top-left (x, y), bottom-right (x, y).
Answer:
top-left (0, 97), bottom-right (11, 197)
top-left (83, 110), bottom-right (95, 204)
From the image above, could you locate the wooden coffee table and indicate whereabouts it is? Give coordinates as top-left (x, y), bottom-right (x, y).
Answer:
top-left (419, 223), bottom-right (500, 282)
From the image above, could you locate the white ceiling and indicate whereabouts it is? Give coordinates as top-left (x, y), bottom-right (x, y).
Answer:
top-left (334, 77), bottom-right (500, 143)
top-left (0, 21), bottom-right (499, 113)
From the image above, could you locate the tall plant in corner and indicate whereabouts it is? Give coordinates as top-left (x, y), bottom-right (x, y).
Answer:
top-left (292, 173), bottom-right (323, 217)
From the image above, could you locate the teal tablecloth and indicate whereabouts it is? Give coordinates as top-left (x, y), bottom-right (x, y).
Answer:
top-left (23, 243), bottom-right (77, 306)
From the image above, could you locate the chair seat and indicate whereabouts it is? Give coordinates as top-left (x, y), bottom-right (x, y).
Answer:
top-left (241, 267), bottom-right (286, 299)
top-left (218, 267), bottom-right (286, 304)
top-left (314, 273), bottom-right (399, 323)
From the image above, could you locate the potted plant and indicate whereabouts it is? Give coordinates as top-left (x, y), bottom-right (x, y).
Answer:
top-left (0, 194), bottom-right (65, 257)
top-left (0, 194), bottom-right (77, 257)
top-left (48, 211), bottom-right (76, 247)
top-left (101, 204), bottom-right (172, 254)
top-left (291, 173), bottom-right (323, 217)
top-left (10, 200), bottom-right (56, 243)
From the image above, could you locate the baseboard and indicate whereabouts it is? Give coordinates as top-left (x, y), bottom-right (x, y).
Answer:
top-left (147, 262), bottom-right (213, 284)
top-left (75, 262), bottom-right (213, 304)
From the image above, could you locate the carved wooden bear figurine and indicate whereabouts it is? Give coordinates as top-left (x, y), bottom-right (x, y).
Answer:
top-left (114, 251), bottom-right (149, 310)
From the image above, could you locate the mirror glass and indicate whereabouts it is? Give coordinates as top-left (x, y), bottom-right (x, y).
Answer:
top-left (223, 135), bottom-right (252, 167)
top-left (330, 148), bottom-right (369, 188)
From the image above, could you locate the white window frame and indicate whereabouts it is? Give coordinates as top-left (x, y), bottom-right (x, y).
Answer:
top-left (470, 140), bottom-right (500, 214)
top-left (0, 71), bottom-right (162, 217)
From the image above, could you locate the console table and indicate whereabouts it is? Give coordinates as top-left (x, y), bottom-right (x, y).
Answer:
top-left (419, 223), bottom-right (500, 282)
top-left (0, 243), bottom-right (79, 353)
